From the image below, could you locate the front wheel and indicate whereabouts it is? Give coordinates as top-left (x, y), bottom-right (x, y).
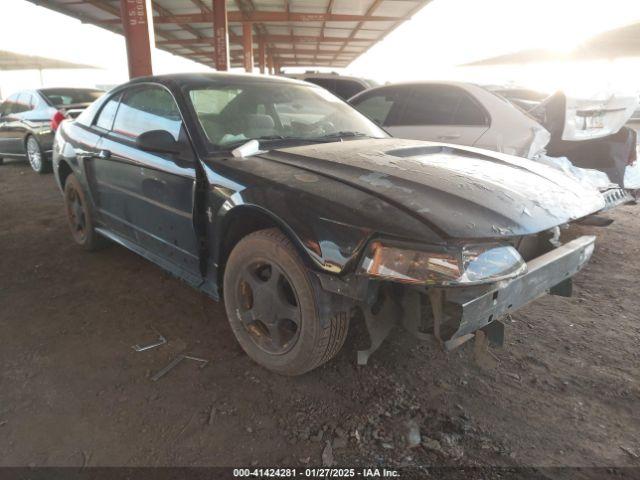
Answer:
top-left (26, 136), bottom-right (51, 174)
top-left (223, 228), bottom-right (350, 376)
top-left (63, 174), bottom-right (104, 251)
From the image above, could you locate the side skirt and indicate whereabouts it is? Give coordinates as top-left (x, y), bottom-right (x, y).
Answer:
top-left (95, 227), bottom-right (219, 301)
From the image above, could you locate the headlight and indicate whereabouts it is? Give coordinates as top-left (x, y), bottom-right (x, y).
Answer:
top-left (359, 241), bottom-right (526, 286)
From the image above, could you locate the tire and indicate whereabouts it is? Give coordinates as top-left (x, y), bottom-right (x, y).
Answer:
top-left (63, 174), bottom-right (104, 251)
top-left (0, 158), bottom-right (4, 165)
top-left (223, 228), bottom-right (349, 375)
top-left (26, 135), bottom-right (51, 174)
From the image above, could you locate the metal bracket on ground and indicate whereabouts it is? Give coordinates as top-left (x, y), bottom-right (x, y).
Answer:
top-left (132, 327), bottom-right (167, 352)
top-left (151, 354), bottom-right (209, 381)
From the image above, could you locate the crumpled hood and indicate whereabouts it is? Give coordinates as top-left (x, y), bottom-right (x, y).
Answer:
top-left (260, 138), bottom-right (605, 239)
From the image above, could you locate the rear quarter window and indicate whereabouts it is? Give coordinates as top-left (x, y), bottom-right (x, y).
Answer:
top-left (94, 94), bottom-right (121, 131)
top-left (112, 86), bottom-right (182, 141)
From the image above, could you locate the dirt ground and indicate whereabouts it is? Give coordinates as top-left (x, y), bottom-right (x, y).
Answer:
top-left (1, 158), bottom-right (639, 470)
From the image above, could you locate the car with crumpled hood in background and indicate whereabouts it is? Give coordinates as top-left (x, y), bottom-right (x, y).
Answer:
top-left (350, 81), bottom-right (638, 210)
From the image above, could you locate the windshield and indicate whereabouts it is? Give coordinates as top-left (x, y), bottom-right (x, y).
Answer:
top-left (187, 81), bottom-right (388, 151)
top-left (40, 88), bottom-right (104, 107)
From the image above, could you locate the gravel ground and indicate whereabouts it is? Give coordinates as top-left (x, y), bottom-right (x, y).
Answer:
top-left (0, 158), bottom-right (639, 469)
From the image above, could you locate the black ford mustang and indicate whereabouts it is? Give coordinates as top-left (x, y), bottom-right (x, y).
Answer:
top-left (53, 73), bottom-right (604, 375)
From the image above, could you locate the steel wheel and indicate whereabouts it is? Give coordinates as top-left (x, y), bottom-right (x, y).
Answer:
top-left (237, 261), bottom-right (302, 355)
top-left (26, 136), bottom-right (42, 172)
top-left (223, 228), bottom-right (351, 375)
top-left (63, 175), bottom-right (105, 251)
top-left (65, 182), bottom-right (87, 244)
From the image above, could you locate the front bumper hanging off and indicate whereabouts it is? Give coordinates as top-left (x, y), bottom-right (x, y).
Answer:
top-left (436, 235), bottom-right (596, 349)
top-left (315, 235), bottom-right (597, 364)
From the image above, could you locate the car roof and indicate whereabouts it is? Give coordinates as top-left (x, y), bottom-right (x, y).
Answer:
top-left (38, 87), bottom-right (104, 92)
top-left (349, 80), bottom-right (482, 101)
top-left (287, 72), bottom-right (376, 84)
top-left (127, 72), bottom-right (311, 89)
top-left (362, 80), bottom-right (475, 90)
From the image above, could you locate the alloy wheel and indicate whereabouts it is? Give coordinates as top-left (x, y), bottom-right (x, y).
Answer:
top-left (26, 137), bottom-right (42, 171)
top-left (236, 261), bottom-right (302, 355)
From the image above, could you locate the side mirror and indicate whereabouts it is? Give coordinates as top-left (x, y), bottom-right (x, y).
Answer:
top-left (136, 130), bottom-right (182, 154)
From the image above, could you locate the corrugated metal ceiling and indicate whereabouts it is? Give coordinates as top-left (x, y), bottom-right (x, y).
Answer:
top-left (26, 0), bottom-right (431, 69)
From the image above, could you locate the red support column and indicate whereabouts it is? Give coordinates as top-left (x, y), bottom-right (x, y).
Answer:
top-left (258, 38), bottom-right (266, 74)
top-left (212, 0), bottom-right (229, 71)
top-left (267, 52), bottom-right (274, 75)
top-left (243, 23), bottom-right (254, 73)
top-left (120, 0), bottom-right (153, 79)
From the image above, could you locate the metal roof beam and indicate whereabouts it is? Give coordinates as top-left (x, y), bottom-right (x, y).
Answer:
top-left (155, 35), bottom-right (371, 46)
top-left (99, 11), bottom-right (401, 24)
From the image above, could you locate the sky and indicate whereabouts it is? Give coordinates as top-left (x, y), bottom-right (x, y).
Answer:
top-left (1, 0), bottom-right (640, 98)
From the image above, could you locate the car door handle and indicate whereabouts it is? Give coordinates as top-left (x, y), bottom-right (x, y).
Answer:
top-left (74, 149), bottom-right (95, 160)
top-left (437, 134), bottom-right (461, 140)
top-left (98, 149), bottom-right (111, 160)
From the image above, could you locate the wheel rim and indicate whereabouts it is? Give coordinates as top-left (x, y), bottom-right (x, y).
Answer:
top-left (26, 138), bottom-right (41, 171)
top-left (235, 260), bottom-right (302, 355)
top-left (66, 186), bottom-right (87, 242)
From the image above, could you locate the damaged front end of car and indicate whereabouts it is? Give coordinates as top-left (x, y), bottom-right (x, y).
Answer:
top-left (315, 227), bottom-right (595, 364)
top-left (241, 139), bottom-right (605, 366)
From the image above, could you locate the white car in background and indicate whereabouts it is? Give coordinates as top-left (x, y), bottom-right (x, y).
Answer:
top-left (350, 82), bottom-right (639, 208)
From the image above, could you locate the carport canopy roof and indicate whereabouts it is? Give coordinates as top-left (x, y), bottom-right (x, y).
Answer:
top-left (0, 49), bottom-right (96, 70)
top-left (27, 0), bottom-right (432, 69)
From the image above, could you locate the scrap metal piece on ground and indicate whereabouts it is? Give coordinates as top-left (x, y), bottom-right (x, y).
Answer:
top-left (183, 355), bottom-right (209, 368)
top-left (132, 328), bottom-right (167, 352)
top-left (151, 354), bottom-right (209, 382)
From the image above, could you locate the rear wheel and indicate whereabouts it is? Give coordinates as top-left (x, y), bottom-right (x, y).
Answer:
top-left (63, 174), bottom-right (104, 251)
top-left (26, 135), bottom-right (51, 174)
top-left (223, 228), bottom-right (350, 375)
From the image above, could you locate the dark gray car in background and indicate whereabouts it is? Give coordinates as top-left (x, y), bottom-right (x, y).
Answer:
top-left (0, 88), bottom-right (103, 173)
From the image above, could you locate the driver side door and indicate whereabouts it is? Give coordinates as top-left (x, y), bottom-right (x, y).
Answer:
top-left (87, 84), bottom-right (202, 283)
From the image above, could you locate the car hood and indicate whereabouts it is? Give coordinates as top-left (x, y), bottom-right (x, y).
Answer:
top-left (259, 138), bottom-right (605, 239)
